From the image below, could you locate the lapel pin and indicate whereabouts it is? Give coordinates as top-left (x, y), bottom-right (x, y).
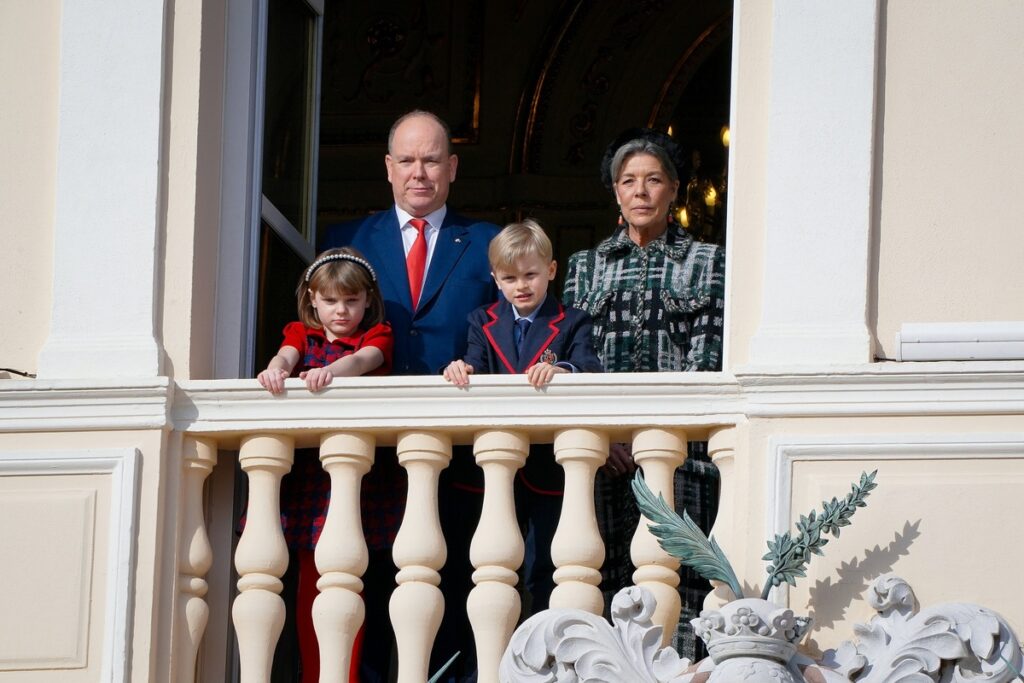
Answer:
top-left (454, 237), bottom-right (462, 243)
top-left (540, 349), bottom-right (557, 364)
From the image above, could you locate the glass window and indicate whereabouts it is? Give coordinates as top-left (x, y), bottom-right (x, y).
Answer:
top-left (261, 0), bottom-right (319, 241)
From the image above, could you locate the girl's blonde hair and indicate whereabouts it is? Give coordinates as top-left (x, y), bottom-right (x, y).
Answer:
top-left (297, 247), bottom-right (385, 330)
top-left (488, 219), bottom-right (554, 272)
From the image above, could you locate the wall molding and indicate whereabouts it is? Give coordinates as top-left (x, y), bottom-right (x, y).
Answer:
top-left (764, 433), bottom-right (1024, 604)
top-left (3, 364), bottom-right (1022, 437)
top-left (0, 378), bottom-right (171, 432)
top-left (0, 448), bottom-right (141, 682)
top-left (735, 361), bottom-right (1024, 417)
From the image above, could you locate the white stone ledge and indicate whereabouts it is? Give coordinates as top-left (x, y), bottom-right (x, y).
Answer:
top-left (3, 362), bottom-right (1023, 437)
top-left (172, 374), bottom-right (745, 447)
top-left (735, 360), bottom-right (1024, 417)
top-left (0, 378), bottom-right (172, 432)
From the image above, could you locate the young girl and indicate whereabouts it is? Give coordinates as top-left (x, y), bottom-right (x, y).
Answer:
top-left (258, 247), bottom-right (392, 394)
top-left (257, 246), bottom-right (392, 683)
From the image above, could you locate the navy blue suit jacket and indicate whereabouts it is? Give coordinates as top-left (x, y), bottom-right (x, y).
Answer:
top-left (463, 296), bottom-right (603, 375)
top-left (461, 296), bottom-right (602, 493)
top-left (321, 208), bottom-right (501, 375)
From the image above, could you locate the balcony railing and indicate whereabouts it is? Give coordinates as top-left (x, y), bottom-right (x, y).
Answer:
top-left (172, 373), bottom-right (744, 682)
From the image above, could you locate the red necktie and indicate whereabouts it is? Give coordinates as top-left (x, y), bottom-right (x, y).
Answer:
top-left (406, 218), bottom-right (428, 309)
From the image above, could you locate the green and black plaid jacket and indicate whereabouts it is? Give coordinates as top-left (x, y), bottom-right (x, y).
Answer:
top-left (562, 224), bottom-right (725, 373)
top-left (561, 223), bottom-right (725, 660)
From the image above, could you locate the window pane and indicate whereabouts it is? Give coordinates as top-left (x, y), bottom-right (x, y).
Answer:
top-left (262, 0), bottom-right (315, 237)
top-left (254, 220), bottom-right (308, 373)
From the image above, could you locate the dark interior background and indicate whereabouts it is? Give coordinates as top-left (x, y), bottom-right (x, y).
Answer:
top-left (257, 0), bottom-right (733, 374)
top-left (315, 0), bottom-right (732, 265)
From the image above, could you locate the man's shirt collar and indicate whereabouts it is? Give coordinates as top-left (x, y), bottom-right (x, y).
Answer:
top-left (395, 205), bottom-right (447, 231)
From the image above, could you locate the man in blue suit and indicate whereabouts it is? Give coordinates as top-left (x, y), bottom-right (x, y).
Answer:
top-left (322, 110), bottom-right (500, 375)
top-left (321, 110), bottom-right (500, 683)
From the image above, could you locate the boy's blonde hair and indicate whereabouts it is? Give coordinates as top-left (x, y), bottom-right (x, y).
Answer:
top-left (488, 219), bottom-right (554, 272)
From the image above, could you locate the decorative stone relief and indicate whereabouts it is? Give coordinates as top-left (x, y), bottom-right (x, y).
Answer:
top-left (499, 586), bottom-right (699, 682)
top-left (821, 574), bottom-right (1023, 682)
top-left (499, 576), bottom-right (1024, 683)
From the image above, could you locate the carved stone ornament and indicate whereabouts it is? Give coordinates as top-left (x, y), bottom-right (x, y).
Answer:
top-left (498, 586), bottom-right (703, 682)
top-left (499, 576), bottom-right (1024, 683)
top-left (691, 598), bottom-right (812, 681)
top-left (818, 574), bottom-right (1024, 682)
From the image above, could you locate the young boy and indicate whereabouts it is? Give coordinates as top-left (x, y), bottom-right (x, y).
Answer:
top-left (444, 219), bottom-right (602, 386)
top-left (443, 219), bottom-right (602, 616)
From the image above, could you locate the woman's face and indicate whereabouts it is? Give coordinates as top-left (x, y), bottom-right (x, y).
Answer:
top-left (614, 153), bottom-right (679, 237)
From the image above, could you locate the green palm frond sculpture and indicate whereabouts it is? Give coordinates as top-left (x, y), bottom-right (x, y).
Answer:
top-left (632, 469), bottom-right (877, 601)
top-left (631, 475), bottom-right (744, 600)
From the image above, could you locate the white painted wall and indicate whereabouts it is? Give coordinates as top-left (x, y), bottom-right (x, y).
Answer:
top-left (874, 1), bottom-right (1024, 358)
top-left (0, 0), bottom-right (60, 378)
top-left (36, 0), bottom-right (167, 379)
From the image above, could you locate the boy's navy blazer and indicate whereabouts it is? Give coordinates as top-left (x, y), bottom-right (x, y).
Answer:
top-left (463, 296), bottom-right (603, 375)
top-left (321, 208), bottom-right (501, 375)
top-left (462, 295), bottom-right (602, 494)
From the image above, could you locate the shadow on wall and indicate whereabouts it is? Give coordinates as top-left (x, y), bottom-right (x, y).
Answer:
top-left (802, 519), bottom-right (923, 656)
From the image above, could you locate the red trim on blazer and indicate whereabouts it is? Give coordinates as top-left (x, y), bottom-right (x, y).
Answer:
top-left (481, 301), bottom-right (567, 373)
top-left (481, 301), bottom-right (517, 373)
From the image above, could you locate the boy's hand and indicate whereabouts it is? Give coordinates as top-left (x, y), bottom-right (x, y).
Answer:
top-left (443, 360), bottom-right (475, 386)
top-left (525, 362), bottom-right (568, 387)
top-left (299, 367), bottom-right (334, 392)
top-left (257, 368), bottom-right (289, 394)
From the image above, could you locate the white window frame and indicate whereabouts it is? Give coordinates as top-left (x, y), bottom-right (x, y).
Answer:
top-left (215, 0), bottom-right (324, 379)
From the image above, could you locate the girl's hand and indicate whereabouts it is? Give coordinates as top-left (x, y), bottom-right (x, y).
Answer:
top-left (257, 367), bottom-right (290, 394)
top-left (443, 360), bottom-right (474, 386)
top-left (525, 362), bottom-right (568, 387)
top-left (299, 367), bottom-right (334, 392)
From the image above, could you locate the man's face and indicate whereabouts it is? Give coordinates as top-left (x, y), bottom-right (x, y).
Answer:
top-left (385, 115), bottom-right (458, 217)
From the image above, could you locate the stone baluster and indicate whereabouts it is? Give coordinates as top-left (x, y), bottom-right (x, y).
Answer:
top-left (549, 428), bottom-right (608, 614)
top-left (232, 434), bottom-right (294, 683)
top-left (467, 430), bottom-right (529, 683)
top-left (313, 432), bottom-right (375, 682)
top-left (705, 427), bottom-right (739, 609)
top-left (630, 428), bottom-right (687, 647)
top-left (390, 431), bottom-right (451, 683)
top-left (176, 436), bottom-right (217, 682)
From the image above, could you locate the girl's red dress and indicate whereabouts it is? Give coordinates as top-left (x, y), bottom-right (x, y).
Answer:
top-left (277, 321), bottom-right (394, 683)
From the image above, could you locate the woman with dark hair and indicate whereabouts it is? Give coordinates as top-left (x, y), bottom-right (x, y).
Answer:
top-left (562, 129), bottom-right (725, 659)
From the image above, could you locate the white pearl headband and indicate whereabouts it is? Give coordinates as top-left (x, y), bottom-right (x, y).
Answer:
top-left (305, 253), bottom-right (377, 282)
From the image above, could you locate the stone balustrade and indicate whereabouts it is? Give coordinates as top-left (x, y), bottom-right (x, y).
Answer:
top-left (171, 373), bottom-right (742, 682)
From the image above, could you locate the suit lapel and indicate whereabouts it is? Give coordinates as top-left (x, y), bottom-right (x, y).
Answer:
top-left (518, 296), bottom-right (565, 371)
top-left (365, 210), bottom-right (413, 309)
top-left (481, 300), bottom-right (517, 374)
top-left (417, 214), bottom-right (471, 316)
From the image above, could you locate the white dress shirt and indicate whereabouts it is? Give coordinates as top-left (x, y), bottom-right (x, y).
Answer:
top-left (395, 205), bottom-right (447, 277)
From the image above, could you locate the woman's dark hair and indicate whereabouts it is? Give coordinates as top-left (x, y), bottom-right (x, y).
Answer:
top-left (600, 127), bottom-right (687, 192)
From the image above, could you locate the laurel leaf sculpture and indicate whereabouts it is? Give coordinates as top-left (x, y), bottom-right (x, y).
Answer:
top-left (631, 469), bottom-right (877, 601)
